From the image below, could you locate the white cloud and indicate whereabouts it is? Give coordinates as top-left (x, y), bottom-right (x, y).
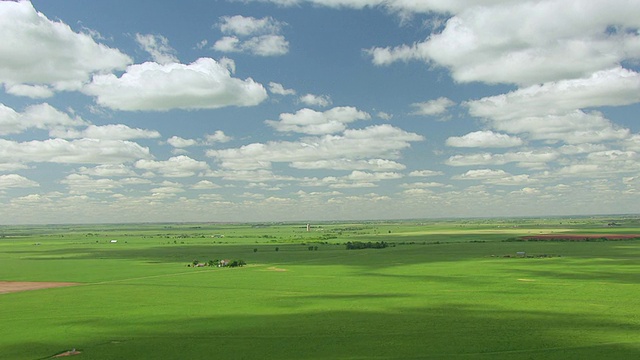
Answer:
top-left (218, 15), bottom-right (285, 36)
top-left (269, 82), bottom-right (296, 96)
top-left (135, 33), bottom-right (179, 64)
top-left (410, 97), bottom-right (455, 116)
top-left (150, 181), bottom-right (185, 195)
top-left (446, 150), bottom-right (558, 168)
top-left (266, 107), bottom-right (371, 135)
top-left (77, 164), bottom-right (138, 177)
top-left (208, 124), bottom-right (423, 170)
top-left (0, 138), bottom-right (151, 164)
top-left (302, 171), bottom-right (401, 189)
top-left (51, 124), bottom-right (161, 140)
top-left (0, 163), bottom-right (29, 172)
top-left (0, 103), bottom-right (87, 135)
top-left (135, 156), bottom-right (210, 177)
top-left (206, 169), bottom-right (296, 182)
top-left (206, 130), bottom-right (233, 144)
top-left (376, 111), bottom-right (393, 120)
top-left (291, 158), bottom-right (405, 171)
top-left (446, 131), bottom-right (523, 148)
top-left (466, 68), bottom-right (638, 144)
top-left (4, 83), bottom-right (54, 98)
top-left (409, 170), bottom-right (444, 177)
top-left (214, 15), bottom-right (289, 56)
top-left (298, 93), bottom-right (332, 107)
top-left (243, 35), bottom-right (289, 56)
top-left (400, 181), bottom-right (446, 189)
top-left (83, 58), bottom-right (268, 111)
top-left (167, 136), bottom-right (198, 148)
top-left (468, 68), bottom-right (640, 121)
top-left (368, 1), bottom-right (640, 85)
top-left (213, 35), bottom-right (289, 56)
top-left (239, 0), bottom-right (497, 14)
top-left (61, 174), bottom-right (121, 194)
top-left (0, 1), bottom-right (131, 91)
top-left (453, 168), bottom-right (534, 186)
top-left (0, 174), bottom-right (39, 189)
top-left (191, 180), bottom-right (221, 189)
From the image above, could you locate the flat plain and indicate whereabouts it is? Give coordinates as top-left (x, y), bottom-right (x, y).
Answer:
top-left (1, 217), bottom-right (639, 359)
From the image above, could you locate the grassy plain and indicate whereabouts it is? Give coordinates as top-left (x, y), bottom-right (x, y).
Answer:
top-left (0, 216), bottom-right (639, 359)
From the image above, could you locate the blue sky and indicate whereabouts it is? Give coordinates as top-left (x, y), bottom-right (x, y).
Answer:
top-left (0, 0), bottom-right (639, 224)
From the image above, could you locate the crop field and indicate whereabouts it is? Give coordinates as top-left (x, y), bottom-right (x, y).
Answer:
top-left (1, 216), bottom-right (639, 359)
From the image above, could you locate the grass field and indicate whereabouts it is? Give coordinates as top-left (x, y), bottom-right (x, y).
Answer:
top-left (1, 216), bottom-right (639, 359)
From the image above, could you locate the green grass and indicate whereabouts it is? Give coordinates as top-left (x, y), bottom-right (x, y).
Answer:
top-left (1, 217), bottom-right (639, 359)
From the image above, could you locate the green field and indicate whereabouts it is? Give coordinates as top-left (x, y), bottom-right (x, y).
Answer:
top-left (1, 217), bottom-right (639, 359)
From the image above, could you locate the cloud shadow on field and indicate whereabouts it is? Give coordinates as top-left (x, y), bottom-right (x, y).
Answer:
top-left (3, 304), bottom-right (640, 360)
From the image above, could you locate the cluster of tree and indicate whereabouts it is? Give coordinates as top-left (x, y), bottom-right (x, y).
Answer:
top-left (189, 259), bottom-right (247, 268)
top-left (345, 241), bottom-right (388, 250)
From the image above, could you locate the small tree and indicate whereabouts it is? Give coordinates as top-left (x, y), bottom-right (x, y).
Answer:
top-left (192, 259), bottom-right (199, 266)
top-left (275, 247), bottom-right (279, 251)
top-left (254, 248), bottom-right (258, 253)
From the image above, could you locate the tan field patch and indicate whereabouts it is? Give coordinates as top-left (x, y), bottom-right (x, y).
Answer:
top-left (0, 281), bottom-right (80, 294)
top-left (53, 349), bottom-right (82, 357)
top-left (265, 266), bottom-right (288, 272)
top-left (517, 279), bottom-right (536, 282)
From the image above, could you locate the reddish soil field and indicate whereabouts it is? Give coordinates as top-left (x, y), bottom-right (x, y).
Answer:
top-left (0, 281), bottom-right (79, 294)
top-left (520, 234), bottom-right (640, 241)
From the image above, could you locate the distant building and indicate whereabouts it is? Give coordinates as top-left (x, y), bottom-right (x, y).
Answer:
top-left (306, 223), bottom-right (310, 232)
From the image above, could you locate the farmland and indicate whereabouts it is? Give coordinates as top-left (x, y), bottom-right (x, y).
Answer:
top-left (1, 216), bottom-right (639, 359)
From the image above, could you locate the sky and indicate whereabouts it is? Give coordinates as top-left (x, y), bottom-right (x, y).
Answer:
top-left (0, 0), bottom-right (639, 224)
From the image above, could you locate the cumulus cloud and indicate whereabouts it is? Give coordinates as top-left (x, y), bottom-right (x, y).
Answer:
top-left (446, 150), bottom-right (558, 168)
top-left (0, 138), bottom-right (151, 164)
top-left (400, 181), bottom-right (446, 189)
top-left (266, 107), bottom-right (371, 135)
top-left (135, 33), bottom-right (179, 64)
top-left (51, 124), bottom-right (161, 140)
top-left (298, 93), bottom-right (332, 107)
top-left (268, 82), bottom-right (296, 96)
top-left (83, 57), bottom-right (268, 111)
top-left (410, 97), bottom-right (455, 116)
top-left (191, 180), bottom-right (221, 189)
top-left (61, 174), bottom-right (122, 194)
top-left (466, 68), bottom-right (638, 144)
top-left (367, 1), bottom-right (640, 85)
top-left (213, 15), bottom-right (289, 56)
top-left (206, 130), bottom-right (233, 144)
top-left (0, 174), bottom-right (39, 189)
top-left (239, 0), bottom-right (493, 14)
top-left (302, 171), bottom-right (402, 189)
top-left (76, 164), bottom-right (138, 177)
top-left (446, 131), bottom-right (523, 148)
top-left (167, 136), bottom-right (198, 148)
top-left (4, 83), bottom-right (54, 99)
top-left (409, 170), bottom-right (444, 177)
top-left (291, 159), bottom-right (405, 171)
top-left (0, 103), bottom-right (87, 135)
top-left (468, 68), bottom-right (640, 120)
top-left (0, 1), bottom-right (131, 92)
top-left (219, 15), bottom-right (285, 36)
top-left (453, 168), bottom-right (534, 186)
top-left (135, 156), bottom-right (210, 177)
top-left (207, 124), bottom-right (423, 170)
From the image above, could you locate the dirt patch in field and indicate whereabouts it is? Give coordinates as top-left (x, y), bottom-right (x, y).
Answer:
top-left (0, 281), bottom-right (80, 294)
top-left (265, 266), bottom-right (288, 272)
top-left (53, 349), bottom-right (82, 357)
top-left (519, 234), bottom-right (640, 241)
top-left (518, 279), bottom-right (536, 282)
